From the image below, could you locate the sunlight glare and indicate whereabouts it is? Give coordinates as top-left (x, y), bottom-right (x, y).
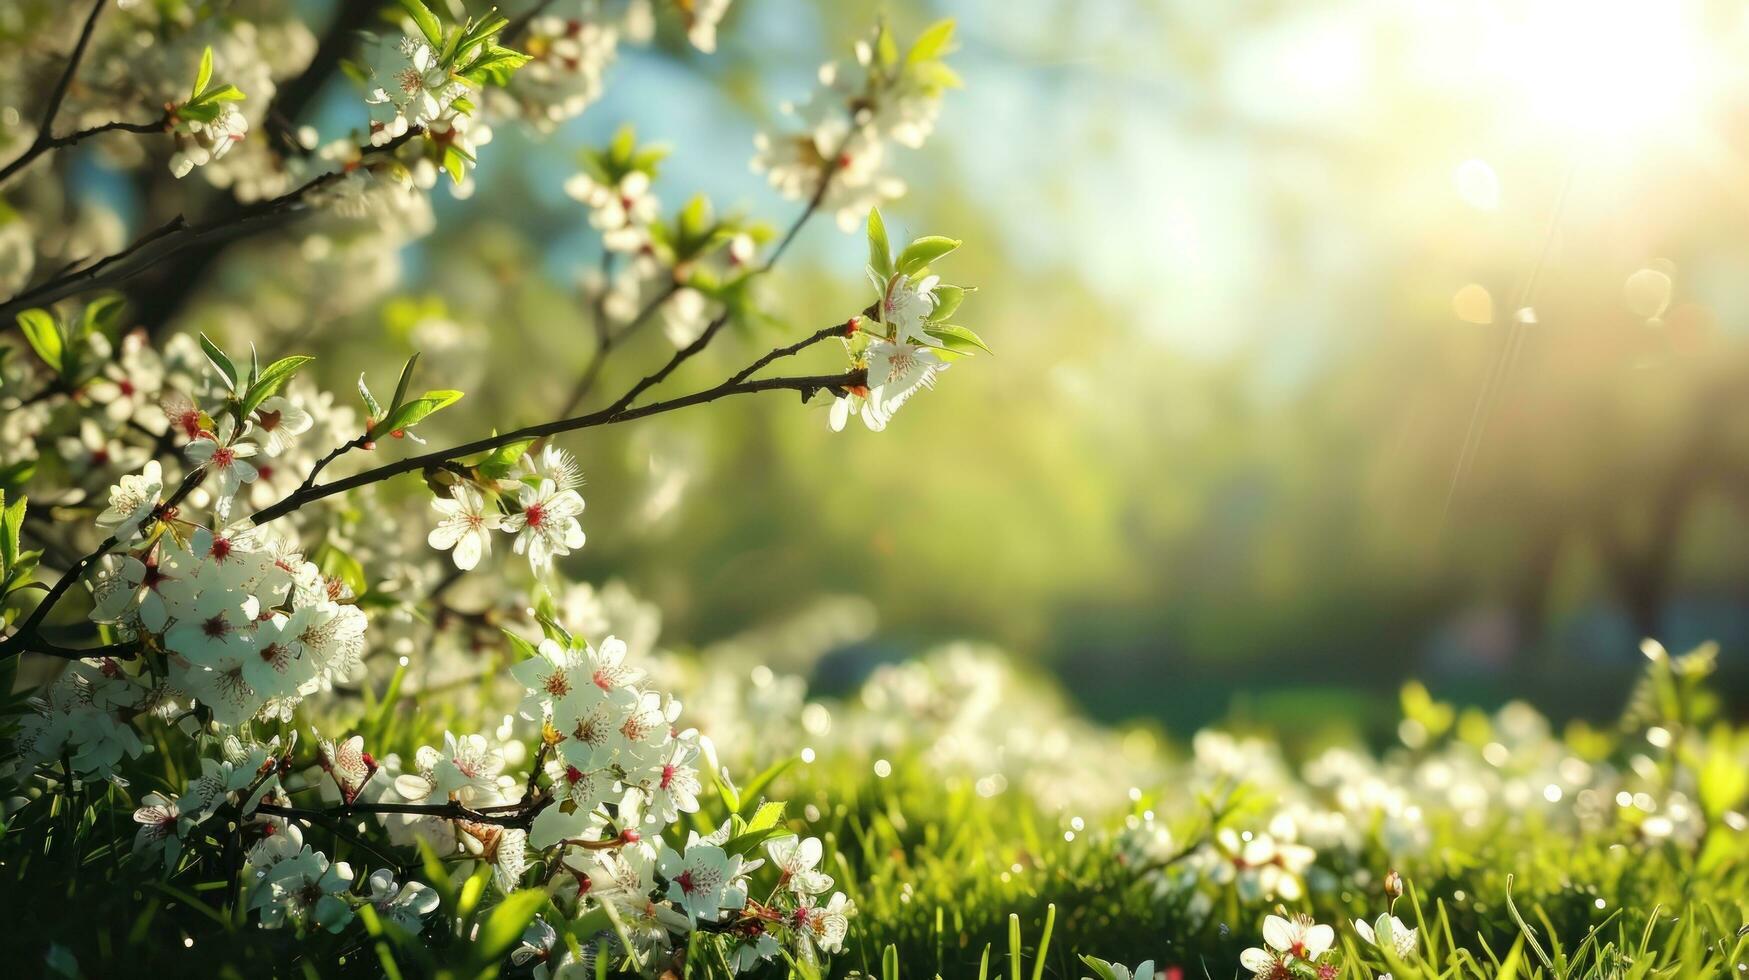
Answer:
top-left (1484, 0), bottom-right (1712, 147)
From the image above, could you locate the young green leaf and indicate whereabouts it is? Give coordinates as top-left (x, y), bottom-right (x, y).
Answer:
top-left (928, 283), bottom-right (967, 322)
top-left (397, 0), bottom-right (445, 49)
top-left (315, 543), bottom-right (369, 597)
top-left (609, 124), bottom-right (636, 166)
top-left (372, 389), bottom-right (463, 438)
top-left (867, 207), bottom-right (892, 279)
top-left (192, 46), bottom-right (214, 99)
top-left (190, 84), bottom-right (246, 106)
top-left (907, 19), bottom-right (958, 64)
top-left (391, 353), bottom-right (421, 413)
top-left (896, 235), bottom-right (960, 276)
top-left (198, 333), bottom-right (239, 392)
top-left (241, 355), bottom-right (315, 417)
top-left (679, 194), bottom-right (713, 242)
top-left (358, 374), bottom-right (383, 418)
top-left (501, 627), bottom-right (541, 662)
top-left (0, 491), bottom-right (22, 575)
top-left (475, 437), bottom-right (534, 480)
top-left (472, 890), bottom-right (547, 965)
top-left (79, 294), bottom-right (127, 337)
top-left (15, 310), bottom-right (63, 374)
top-left (924, 322), bottom-right (991, 355)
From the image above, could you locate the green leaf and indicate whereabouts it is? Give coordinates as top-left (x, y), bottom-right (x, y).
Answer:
top-left (315, 543), bottom-right (368, 597)
top-left (609, 124), bottom-right (636, 166)
top-left (736, 756), bottom-right (794, 813)
top-left (414, 838), bottom-right (457, 911)
top-left (79, 294), bottom-right (127, 338)
top-left (0, 491), bottom-right (21, 575)
top-left (924, 322), bottom-right (991, 355)
top-left (397, 0), bottom-right (444, 49)
top-left (391, 353), bottom-right (420, 413)
top-left (928, 284), bottom-right (966, 322)
top-left (907, 19), bottom-right (958, 64)
top-left (455, 867), bottom-right (490, 925)
top-left (1076, 956), bottom-right (1120, 980)
top-left (190, 83), bottom-right (245, 105)
top-left (453, 12), bottom-right (510, 62)
top-left (866, 207), bottom-right (892, 279)
top-left (896, 236), bottom-right (960, 276)
top-left (473, 890), bottom-right (547, 964)
top-left (475, 438), bottom-right (532, 480)
top-left (876, 22), bottom-right (900, 68)
top-left (630, 145), bottom-right (669, 175)
top-left (679, 194), bottom-right (713, 242)
top-left (742, 800), bottom-right (785, 834)
top-left (501, 628), bottom-right (541, 662)
top-left (372, 389), bottom-right (463, 438)
top-left (192, 46), bottom-right (214, 99)
top-left (358, 374), bottom-right (383, 418)
top-left (198, 333), bottom-right (238, 392)
top-left (175, 102), bottom-right (223, 125)
top-left (15, 310), bottom-right (62, 374)
top-left (458, 45), bottom-right (530, 85)
top-left (442, 146), bottom-right (466, 186)
top-left (241, 355), bottom-right (314, 417)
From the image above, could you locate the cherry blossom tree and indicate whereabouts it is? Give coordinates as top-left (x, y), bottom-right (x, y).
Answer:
top-left (0, 0), bottom-right (983, 972)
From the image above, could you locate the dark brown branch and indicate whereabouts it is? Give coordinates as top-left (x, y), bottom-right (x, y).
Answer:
top-left (0, 0), bottom-right (116, 188)
top-left (0, 116), bottom-right (169, 188)
top-left (256, 796), bottom-right (551, 831)
top-left (551, 277), bottom-right (677, 420)
top-left (725, 322), bottom-right (853, 386)
top-left (549, 123), bottom-right (848, 419)
top-left (14, 639), bottom-right (142, 662)
top-left (248, 368), bottom-right (862, 526)
top-left (255, 805), bottom-right (409, 871)
top-left (591, 143), bottom-right (848, 415)
top-left (2, 356), bottom-right (860, 657)
top-left (294, 434), bottom-right (371, 496)
top-left (0, 171), bottom-right (343, 322)
top-left (0, 467), bottom-right (206, 659)
top-left (4, 129), bottom-right (421, 325)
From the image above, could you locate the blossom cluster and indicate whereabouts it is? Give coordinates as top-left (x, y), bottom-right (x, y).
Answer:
top-left (754, 20), bottom-right (960, 230)
top-left (829, 209), bottom-right (984, 432)
top-left (0, 2), bottom-right (987, 973)
top-left (427, 446), bottom-right (586, 573)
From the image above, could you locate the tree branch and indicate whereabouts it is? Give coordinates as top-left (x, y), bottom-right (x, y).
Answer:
top-left (0, 0), bottom-right (115, 188)
top-left (247, 368), bottom-right (862, 527)
top-left (255, 796), bottom-right (551, 831)
top-left (0, 171), bottom-right (344, 322)
top-left (0, 467), bottom-right (206, 659)
top-left (548, 122), bottom-right (849, 418)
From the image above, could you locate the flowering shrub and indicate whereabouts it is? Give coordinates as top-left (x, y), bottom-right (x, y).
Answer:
top-left (0, 0), bottom-right (976, 974)
top-left (3, 3), bottom-right (1747, 979)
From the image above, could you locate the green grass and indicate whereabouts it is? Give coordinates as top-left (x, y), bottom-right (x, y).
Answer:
top-left (3, 640), bottom-right (1746, 978)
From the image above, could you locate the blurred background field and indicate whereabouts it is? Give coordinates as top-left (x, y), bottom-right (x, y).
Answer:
top-left (130, 0), bottom-right (1749, 736)
top-left (12, 0), bottom-right (1749, 973)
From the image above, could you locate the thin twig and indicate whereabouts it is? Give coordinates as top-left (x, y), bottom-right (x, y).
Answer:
top-left (255, 797), bottom-right (550, 831)
top-left (0, 0), bottom-right (131, 188)
top-left (247, 368), bottom-right (861, 526)
top-left (3, 129), bottom-right (422, 323)
top-left (0, 467), bottom-right (206, 659)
